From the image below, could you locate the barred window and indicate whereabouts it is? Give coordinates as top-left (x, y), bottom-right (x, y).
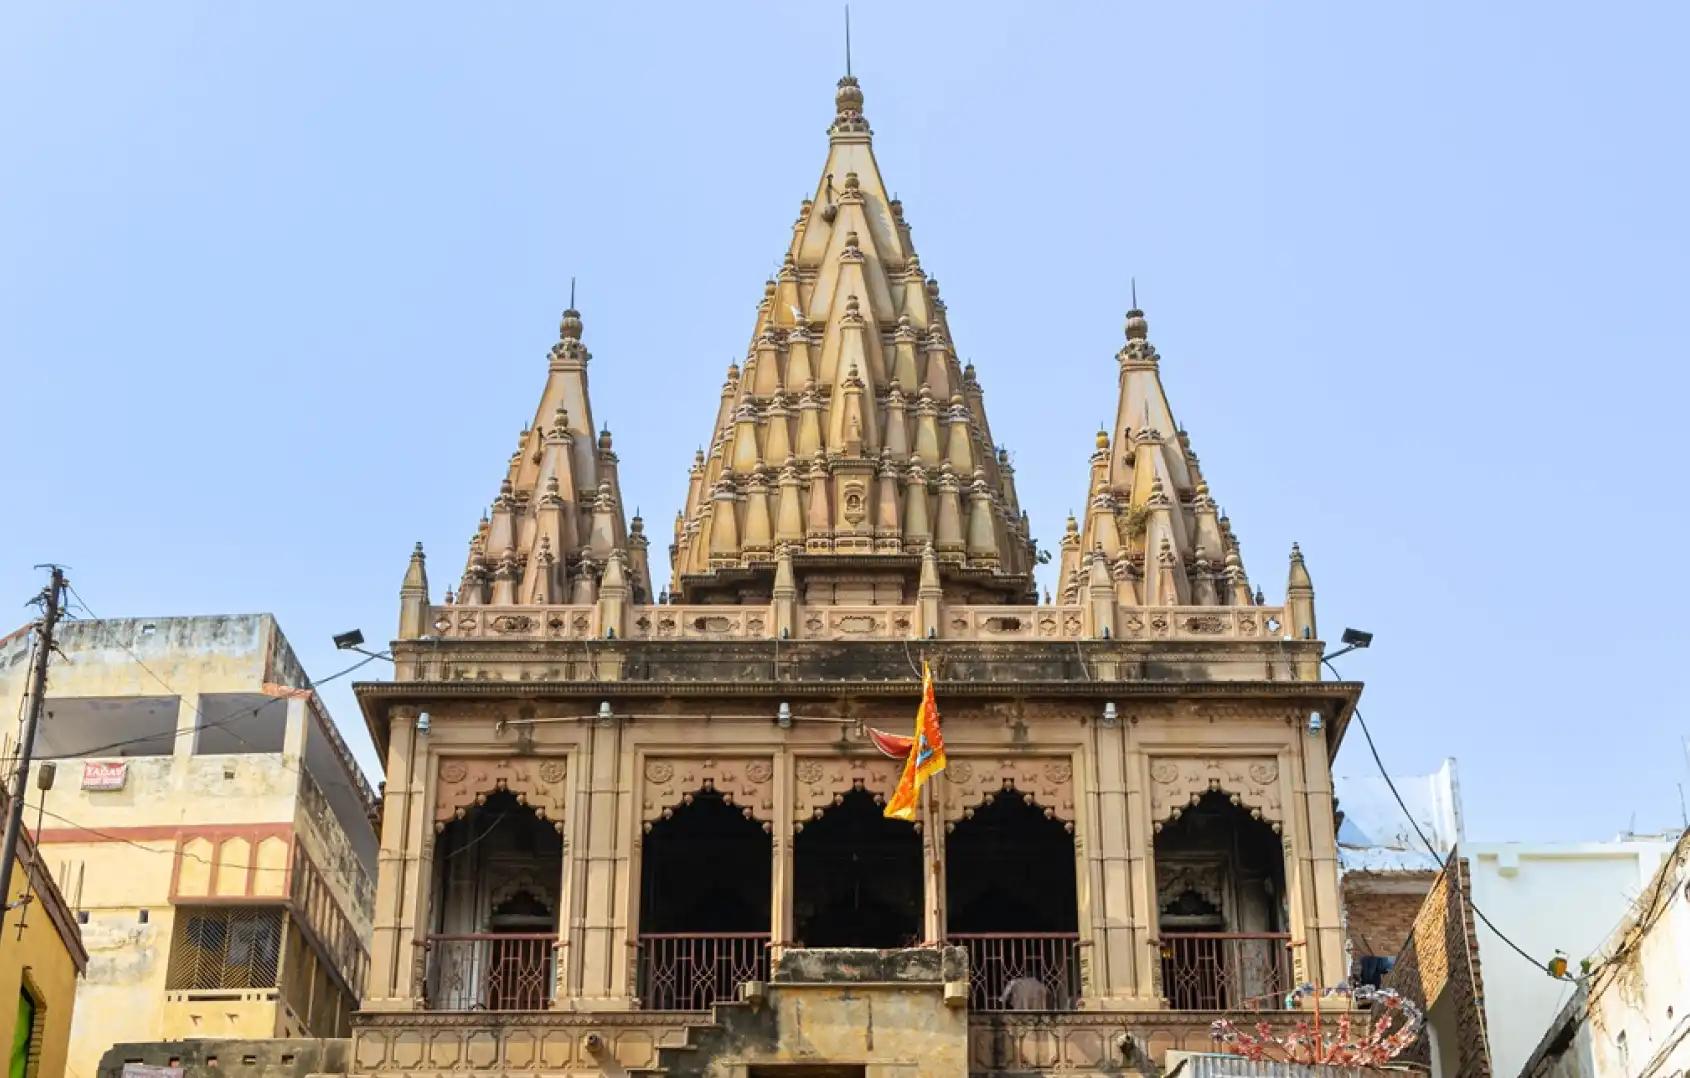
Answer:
top-left (166, 906), bottom-right (283, 990)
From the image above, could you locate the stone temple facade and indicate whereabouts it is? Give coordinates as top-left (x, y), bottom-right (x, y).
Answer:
top-left (348, 74), bottom-right (1363, 1078)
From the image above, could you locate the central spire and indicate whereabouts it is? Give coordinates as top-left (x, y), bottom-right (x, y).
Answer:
top-left (669, 77), bottom-right (1035, 605)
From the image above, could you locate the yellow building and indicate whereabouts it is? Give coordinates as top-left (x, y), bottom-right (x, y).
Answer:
top-left (0, 614), bottom-right (377, 1078)
top-left (0, 784), bottom-right (88, 1078)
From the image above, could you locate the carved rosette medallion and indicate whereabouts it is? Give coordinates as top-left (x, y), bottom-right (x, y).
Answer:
top-left (792, 756), bottom-right (902, 830)
top-left (1148, 755), bottom-right (1282, 833)
top-left (641, 757), bottom-right (775, 833)
top-left (433, 756), bottom-right (567, 832)
top-left (941, 756), bottom-right (1078, 832)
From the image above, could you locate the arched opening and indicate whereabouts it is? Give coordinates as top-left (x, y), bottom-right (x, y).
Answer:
top-left (945, 788), bottom-right (1079, 1010)
top-left (638, 789), bottom-right (771, 1010)
top-left (794, 787), bottom-right (921, 948)
top-left (1154, 790), bottom-right (1290, 1010)
top-left (428, 789), bottom-right (562, 1010)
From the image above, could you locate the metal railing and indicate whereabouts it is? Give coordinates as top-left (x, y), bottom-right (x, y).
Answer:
top-left (425, 933), bottom-right (557, 1011)
top-left (1158, 932), bottom-right (1292, 1011)
top-left (947, 932), bottom-right (1082, 1011)
top-left (636, 933), bottom-right (770, 1011)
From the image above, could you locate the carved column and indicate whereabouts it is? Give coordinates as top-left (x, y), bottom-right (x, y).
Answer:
top-left (1085, 718), bottom-right (1138, 1002)
top-left (771, 749), bottom-right (795, 960)
top-left (1295, 728), bottom-right (1346, 990)
top-left (365, 707), bottom-right (431, 1010)
top-left (1123, 734), bottom-right (1160, 1002)
top-left (571, 714), bottom-right (632, 1007)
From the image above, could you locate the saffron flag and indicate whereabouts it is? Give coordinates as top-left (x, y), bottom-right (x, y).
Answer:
top-left (883, 661), bottom-right (946, 820)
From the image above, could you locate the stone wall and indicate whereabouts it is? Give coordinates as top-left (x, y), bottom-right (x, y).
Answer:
top-left (1384, 855), bottom-right (1489, 1076)
top-left (98, 1038), bottom-right (348, 1078)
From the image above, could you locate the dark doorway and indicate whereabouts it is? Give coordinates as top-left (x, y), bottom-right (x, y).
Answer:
top-left (638, 788), bottom-right (772, 1010)
top-left (430, 789), bottom-right (562, 1010)
top-left (794, 787), bottom-right (922, 948)
top-left (946, 789), bottom-right (1077, 933)
top-left (945, 788), bottom-right (1079, 1010)
top-left (1154, 790), bottom-right (1290, 1010)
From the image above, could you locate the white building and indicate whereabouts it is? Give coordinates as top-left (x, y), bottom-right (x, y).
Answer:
top-left (1523, 830), bottom-right (1690, 1078)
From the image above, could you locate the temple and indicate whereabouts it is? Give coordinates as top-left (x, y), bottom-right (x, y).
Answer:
top-left (350, 73), bottom-right (1362, 1077)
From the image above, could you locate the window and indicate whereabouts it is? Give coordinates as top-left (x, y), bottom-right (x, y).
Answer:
top-left (10, 989), bottom-right (38, 1078)
top-left (166, 906), bottom-right (283, 990)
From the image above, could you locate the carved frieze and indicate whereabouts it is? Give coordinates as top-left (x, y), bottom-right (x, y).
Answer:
top-left (792, 755), bottom-right (902, 828)
top-left (1148, 755), bottom-right (1282, 832)
top-left (941, 756), bottom-right (1077, 830)
top-left (434, 756), bottom-right (567, 832)
top-left (641, 756), bottom-right (775, 832)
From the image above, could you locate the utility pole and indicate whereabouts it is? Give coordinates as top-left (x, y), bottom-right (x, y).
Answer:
top-left (0, 566), bottom-right (66, 931)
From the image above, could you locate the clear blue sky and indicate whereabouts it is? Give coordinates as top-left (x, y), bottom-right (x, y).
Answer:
top-left (3, 3), bottom-right (1685, 842)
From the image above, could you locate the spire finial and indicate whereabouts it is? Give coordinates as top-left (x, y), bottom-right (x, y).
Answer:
top-left (1131, 277), bottom-right (1137, 309)
top-left (845, 5), bottom-right (852, 78)
top-left (570, 276), bottom-right (576, 308)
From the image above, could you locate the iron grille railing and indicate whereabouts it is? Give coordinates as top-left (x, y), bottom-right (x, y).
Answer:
top-left (636, 933), bottom-right (770, 1011)
top-left (425, 933), bottom-right (557, 1010)
top-left (1159, 932), bottom-right (1292, 1011)
top-left (166, 906), bottom-right (284, 991)
top-left (947, 932), bottom-right (1082, 1011)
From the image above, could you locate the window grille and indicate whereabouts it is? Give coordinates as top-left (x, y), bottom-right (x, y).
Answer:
top-left (166, 907), bottom-right (283, 990)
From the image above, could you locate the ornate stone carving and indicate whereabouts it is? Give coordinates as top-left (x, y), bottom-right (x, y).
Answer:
top-left (792, 755), bottom-right (902, 827)
top-left (1155, 862), bottom-right (1226, 915)
top-left (1148, 755), bottom-right (1282, 832)
top-left (641, 757), bottom-right (775, 832)
top-left (941, 755), bottom-right (1077, 829)
top-left (434, 756), bottom-right (567, 832)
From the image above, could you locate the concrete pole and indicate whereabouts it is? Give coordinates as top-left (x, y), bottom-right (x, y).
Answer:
top-left (0, 567), bottom-right (65, 934)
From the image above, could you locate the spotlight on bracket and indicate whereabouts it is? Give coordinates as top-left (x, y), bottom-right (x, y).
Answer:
top-left (1101, 701), bottom-right (1119, 728)
top-left (1322, 627), bottom-right (1375, 663)
top-left (776, 702), bottom-right (793, 729)
top-left (597, 701), bottom-right (614, 723)
top-left (1307, 711), bottom-right (1324, 736)
top-left (332, 629), bottom-right (365, 650)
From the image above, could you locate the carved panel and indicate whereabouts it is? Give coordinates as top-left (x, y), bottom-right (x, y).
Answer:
top-left (434, 756), bottom-right (568, 832)
top-left (792, 755), bottom-right (903, 827)
top-left (941, 756), bottom-right (1077, 829)
top-left (641, 757), bottom-right (775, 832)
top-left (1148, 756), bottom-right (1282, 832)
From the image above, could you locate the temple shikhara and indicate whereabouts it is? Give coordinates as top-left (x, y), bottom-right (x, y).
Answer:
top-left (349, 73), bottom-right (1363, 1077)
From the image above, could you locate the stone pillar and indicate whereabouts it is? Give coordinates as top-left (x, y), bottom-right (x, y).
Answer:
top-left (1124, 733), bottom-right (1161, 1002)
top-left (568, 713), bottom-right (634, 1007)
top-left (365, 707), bottom-right (430, 1010)
top-left (1279, 743), bottom-right (1325, 992)
top-left (281, 696), bottom-right (308, 761)
top-left (771, 749), bottom-right (796, 959)
top-left (1083, 713), bottom-right (1138, 1002)
top-left (1296, 726), bottom-right (1347, 989)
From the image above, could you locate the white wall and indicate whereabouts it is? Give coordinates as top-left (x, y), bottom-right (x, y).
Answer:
top-left (1468, 838), bottom-right (1674, 1077)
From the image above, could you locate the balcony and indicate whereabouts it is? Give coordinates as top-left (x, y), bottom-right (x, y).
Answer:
top-left (636, 933), bottom-right (770, 1011)
top-left (424, 933), bottom-right (557, 1011)
top-left (1158, 932), bottom-right (1292, 1011)
top-left (947, 933), bottom-right (1081, 1012)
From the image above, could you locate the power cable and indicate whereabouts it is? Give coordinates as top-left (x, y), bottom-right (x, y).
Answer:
top-left (1323, 656), bottom-right (1561, 981)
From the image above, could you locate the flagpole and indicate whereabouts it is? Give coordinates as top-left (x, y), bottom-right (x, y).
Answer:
top-left (923, 769), bottom-right (943, 945)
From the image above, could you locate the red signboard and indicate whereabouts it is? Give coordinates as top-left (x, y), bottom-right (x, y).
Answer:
top-left (82, 761), bottom-right (128, 791)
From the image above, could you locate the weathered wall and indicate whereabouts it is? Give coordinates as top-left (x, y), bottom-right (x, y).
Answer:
top-left (1384, 855), bottom-right (1488, 1078)
top-left (98, 1037), bottom-right (348, 1078)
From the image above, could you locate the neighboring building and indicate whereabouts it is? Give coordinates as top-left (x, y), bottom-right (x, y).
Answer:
top-left (0, 614), bottom-right (378, 1078)
top-left (1522, 828), bottom-right (1690, 1078)
top-left (1336, 761), bottom-right (1677, 1076)
top-left (0, 784), bottom-right (88, 1078)
top-left (338, 71), bottom-right (1369, 1077)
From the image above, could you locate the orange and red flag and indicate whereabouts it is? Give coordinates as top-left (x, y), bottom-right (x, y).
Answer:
top-left (882, 661), bottom-right (945, 820)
